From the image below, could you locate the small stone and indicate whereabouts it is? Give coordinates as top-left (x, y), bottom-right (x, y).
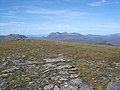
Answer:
top-left (7, 57), bottom-right (11, 59)
top-left (2, 58), bottom-right (5, 61)
top-left (0, 74), bottom-right (9, 77)
top-left (44, 84), bottom-right (54, 90)
top-left (54, 85), bottom-right (60, 90)
top-left (57, 80), bottom-right (62, 83)
top-left (116, 63), bottom-right (120, 66)
top-left (61, 82), bottom-right (78, 90)
top-left (80, 83), bottom-right (93, 90)
top-left (2, 62), bottom-right (7, 66)
top-left (22, 55), bottom-right (26, 57)
top-left (29, 82), bottom-right (33, 85)
top-left (70, 74), bottom-right (79, 78)
top-left (43, 64), bottom-right (55, 69)
top-left (51, 77), bottom-right (58, 80)
top-left (59, 77), bottom-right (68, 81)
top-left (115, 76), bottom-right (120, 81)
top-left (60, 70), bottom-right (68, 74)
top-left (70, 78), bottom-right (82, 85)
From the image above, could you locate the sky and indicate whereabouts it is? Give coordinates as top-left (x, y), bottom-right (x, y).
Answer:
top-left (0, 0), bottom-right (120, 35)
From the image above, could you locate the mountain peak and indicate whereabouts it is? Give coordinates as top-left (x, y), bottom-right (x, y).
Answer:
top-left (47, 32), bottom-right (83, 40)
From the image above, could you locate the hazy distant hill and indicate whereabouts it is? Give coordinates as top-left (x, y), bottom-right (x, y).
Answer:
top-left (47, 32), bottom-right (84, 40)
top-left (1, 33), bottom-right (120, 46)
top-left (0, 34), bottom-right (27, 40)
top-left (86, 34), bottom-right (120, 46)
top-left (45, 32), bottom-right (120, 46)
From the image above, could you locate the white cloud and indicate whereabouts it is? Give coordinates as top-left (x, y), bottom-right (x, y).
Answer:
top-left (0, 21), bottom-right (120, 35)
top-left (0, 5), bottom-right (87, 19)
top-left (0, 10), bottom-right (16, 18)
top-left (25, 7), bottom-right (87, 18)
top-left (0, 15), bottom-right (15, 18)
top-left (0, 22), bottom-right (17, 26)
top-left (65, 11), bottom-right (87, 17)
top-left (89, 0), bottom-right (107, 7)
top-left (25, 8), bottom-right (66, 15)
top-left (0, 22), bottom-right (27, 27)
top-left (102, 22), bottom-right (120, 28)
top-left (0, 22), bottom-right (78, 34)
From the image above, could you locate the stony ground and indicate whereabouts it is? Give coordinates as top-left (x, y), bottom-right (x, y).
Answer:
top-left (0, 56), bottom-right (93, 90)
top-left (0, 56), bottom-right (120, 90)
top-left (0, 40), bottom-right (120, 90)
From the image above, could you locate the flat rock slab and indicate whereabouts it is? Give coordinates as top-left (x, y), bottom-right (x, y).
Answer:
top-left (70, 74), bottom-right (79, 78)
top-left (42, 63), bottom-right (56, 69)
top-left (44, 57), bottom-right (69, 62)
top-left (70, 78), bottom-right (82, 85)
top-left (61, 83), bottom-right (78, 90)
top-left (44, 84), bottom-right (54, 90)
top-left (13, 60), bottom-right (39, 65)
top-left (107, 81), bottom-right (120, 90)
top-left (2, 66), bottom-right (19, 73)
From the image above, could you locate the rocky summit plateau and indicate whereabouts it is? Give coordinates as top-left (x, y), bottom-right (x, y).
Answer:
top-left (0, 40), bottom-right (120, 90)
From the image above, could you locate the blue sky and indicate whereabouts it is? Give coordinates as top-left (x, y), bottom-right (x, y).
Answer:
top-left (0, 0), bottom-right (120, 35)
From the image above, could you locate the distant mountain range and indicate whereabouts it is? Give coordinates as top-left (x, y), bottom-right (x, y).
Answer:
top-left (0, 32), bottom-right (120, 46)
top-left (43, 32), bottom-right (120, 46)
top-left (0, 34), bottom-right (27, 40)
